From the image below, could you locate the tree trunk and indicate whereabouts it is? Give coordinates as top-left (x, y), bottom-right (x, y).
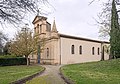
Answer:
top-left (26, 57), bottom-right (30, 66)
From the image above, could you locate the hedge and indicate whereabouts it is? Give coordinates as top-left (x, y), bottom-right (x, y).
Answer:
top-left (0, 57), bottom-right (27, 66)
top-left (0, 55), bottom-right (17, 58)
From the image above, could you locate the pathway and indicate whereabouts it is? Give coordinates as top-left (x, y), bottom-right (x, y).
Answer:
top-left (27, 65), bottom-right (67, 84)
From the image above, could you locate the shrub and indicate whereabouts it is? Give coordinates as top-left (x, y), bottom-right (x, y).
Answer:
top-left (0, 57), bottom-right (27, 66)
top-left (0, 55), bottom-right (17, 58)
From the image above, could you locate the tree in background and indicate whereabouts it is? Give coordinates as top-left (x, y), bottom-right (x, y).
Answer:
top-left (90, 0), bottom-right (112, 39)
top-left (0, 0), bottom-right (48, 26)
top-left (9, 25), bottom-right (45, 65)
top-left (3, 42), bottom-right (11, 55)
top-left (90, 0), bottom-right (119, 38)
top-left (0, 31), bottom-right (7, 55)
top-left (110, 0), bottom-right (120, 58)
top-left (90, 0), bottom-right (120, 58)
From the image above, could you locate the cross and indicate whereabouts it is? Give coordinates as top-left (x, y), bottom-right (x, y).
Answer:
top-left (37, 10), bottom-right (40, 16)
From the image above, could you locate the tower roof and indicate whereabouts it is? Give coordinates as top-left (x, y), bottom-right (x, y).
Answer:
top-left (32, 16), bottom-right (47, 24)
top-left (52, 19), bottom-right (58, 33)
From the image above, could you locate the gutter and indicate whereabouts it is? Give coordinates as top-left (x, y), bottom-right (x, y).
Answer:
top-left (59, 37), bottom-right (61, 65)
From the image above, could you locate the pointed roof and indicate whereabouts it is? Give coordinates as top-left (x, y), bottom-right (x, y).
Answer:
top-left (52, 19), bottom-right (58, 33)
top-left (32, 16), bottom-right (47, 24)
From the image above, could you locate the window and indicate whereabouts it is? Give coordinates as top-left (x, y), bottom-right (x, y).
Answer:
top-left (37, 24), bottom-right (39, 27)
top-left (34, 27), bottom-right (36, 33)
top-left (71, 45), bottom-right (75, 54)
top-left (92, 47), bottom-right (95, 55)
top-left (47, 48), bottom-right (49, 57)
top-left (79, 46), bottom-right (82, 54)
top-left (98, 48), bottom-right (100, 55)
top-left (40, 25), bottom-right (42, 34)
top-left (37, 24), bottom-right (39, 33)
top-left (46, 23), bottom-right (51, 32)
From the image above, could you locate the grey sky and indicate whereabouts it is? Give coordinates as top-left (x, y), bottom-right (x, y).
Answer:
top-left (47, 0), bottom-right (107, 40)
top-left (0, 0), bottom-right (108, 40)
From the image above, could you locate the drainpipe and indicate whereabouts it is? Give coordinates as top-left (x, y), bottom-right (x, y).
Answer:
top-left (59, 37), bottom-right (61, 65)
top-left (101, 42), bottom-right (102, 61)
top-left (37, 44), bottom-right (40, 64)
top-left (101, 42), bottom-right (104, 61)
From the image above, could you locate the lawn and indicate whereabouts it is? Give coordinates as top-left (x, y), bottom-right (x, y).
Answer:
top-left (0, 65), bottom-right (44, 84)
top-left (61, 59), bottom-right (120, 84)
top-left (26, 75), bottom-right (49, 84)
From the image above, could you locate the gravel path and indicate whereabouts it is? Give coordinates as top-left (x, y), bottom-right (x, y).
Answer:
top-left (34, 65), bottom-right (67, 84)
top-left (40, 65), bottom-right (66, 84)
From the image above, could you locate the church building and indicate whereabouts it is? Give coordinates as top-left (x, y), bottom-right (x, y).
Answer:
top-left (30, 15), bottom-right (110, 65)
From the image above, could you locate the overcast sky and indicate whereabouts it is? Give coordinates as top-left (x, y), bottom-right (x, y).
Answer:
top-left (48, 0), bottom-right (108, 40)
top-left (0, 0), bottom-right (108, 41)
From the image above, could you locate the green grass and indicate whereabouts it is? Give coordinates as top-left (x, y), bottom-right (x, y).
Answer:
top-left (0, 65), bottom-right (44, 84)
top-left (26, 75), bottom-right (49, 84)
top-left (61, 59), bottom-right (120, 84)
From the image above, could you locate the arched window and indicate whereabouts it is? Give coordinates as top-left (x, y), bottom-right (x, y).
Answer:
top-left (79, 46), bottom-right (82, 54)
top-left (37, 24), bottom-right (39, 33)
top-left (40, 25), bottom-right (42, 34)
top-left (71, 45), bottom-right (75, 54)
top-left (47, 48), bottom-right (49, 57)
top-left (34, 27), bottom-right (36, 34)
top-left (98, 48), bottom-right (100, 55)
top-left (92, 47), bottom-right (95, 55)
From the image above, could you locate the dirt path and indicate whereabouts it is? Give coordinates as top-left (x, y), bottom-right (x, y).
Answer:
top-left (40, 65), bottom-right (66, 84)
top-left (27, 65), bottom-right (67, 84)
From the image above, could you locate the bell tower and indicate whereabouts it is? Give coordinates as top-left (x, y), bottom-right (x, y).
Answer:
top-left (32, 15), bottom-right (51, 38)
top-left (32, 15), bottom-right (60, 64)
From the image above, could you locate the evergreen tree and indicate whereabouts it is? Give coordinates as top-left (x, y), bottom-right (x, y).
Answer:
top-left (110, 0), bottom-right (120, 58)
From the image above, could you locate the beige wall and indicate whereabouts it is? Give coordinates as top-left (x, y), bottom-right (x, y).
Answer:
top-left (50, 39), bottom-right (60, 64)
top-left (29, 34), bottom-right (110, 65)
top-left (60, 37), bottom-right (109, 64)
top-left (102, 43), bottom-right (110, 60)
top-left (39, 38), bottom-right (60, 64)
top-left (40, 40), bottom-right (53, 64)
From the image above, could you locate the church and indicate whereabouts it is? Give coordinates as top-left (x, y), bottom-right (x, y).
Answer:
top-left (30, 15), bottom-right (110, 65)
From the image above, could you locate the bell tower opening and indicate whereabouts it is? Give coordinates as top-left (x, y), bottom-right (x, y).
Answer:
top-left (32, 15), bottom-right (51, 38)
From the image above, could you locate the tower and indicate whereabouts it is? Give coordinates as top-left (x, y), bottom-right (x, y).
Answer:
top-left (51, 19), bottom-right (59, 39)
top-left (32, 16), bottom-right (60, 64)
top-left (50, 19), bottom-right (60, 64)
top-left (32, 15), bottom-right (51, 39)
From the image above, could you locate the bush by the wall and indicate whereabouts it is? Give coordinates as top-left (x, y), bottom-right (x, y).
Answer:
top-left (0, 57), bottom-right (27, 66)
top-left (0, 55), bottom-right (17, 58)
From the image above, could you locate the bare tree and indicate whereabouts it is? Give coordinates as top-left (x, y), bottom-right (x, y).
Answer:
top-left (97, 1), bottom-right (112, 39)
top-left (0, 0), bottom-right (48, 26)
top-left (9, 25), bottom-right (45, 65)
top-left (89, 0), bottom-right (112, 39)
top-left (90, 0), bottom-right (120, 39)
